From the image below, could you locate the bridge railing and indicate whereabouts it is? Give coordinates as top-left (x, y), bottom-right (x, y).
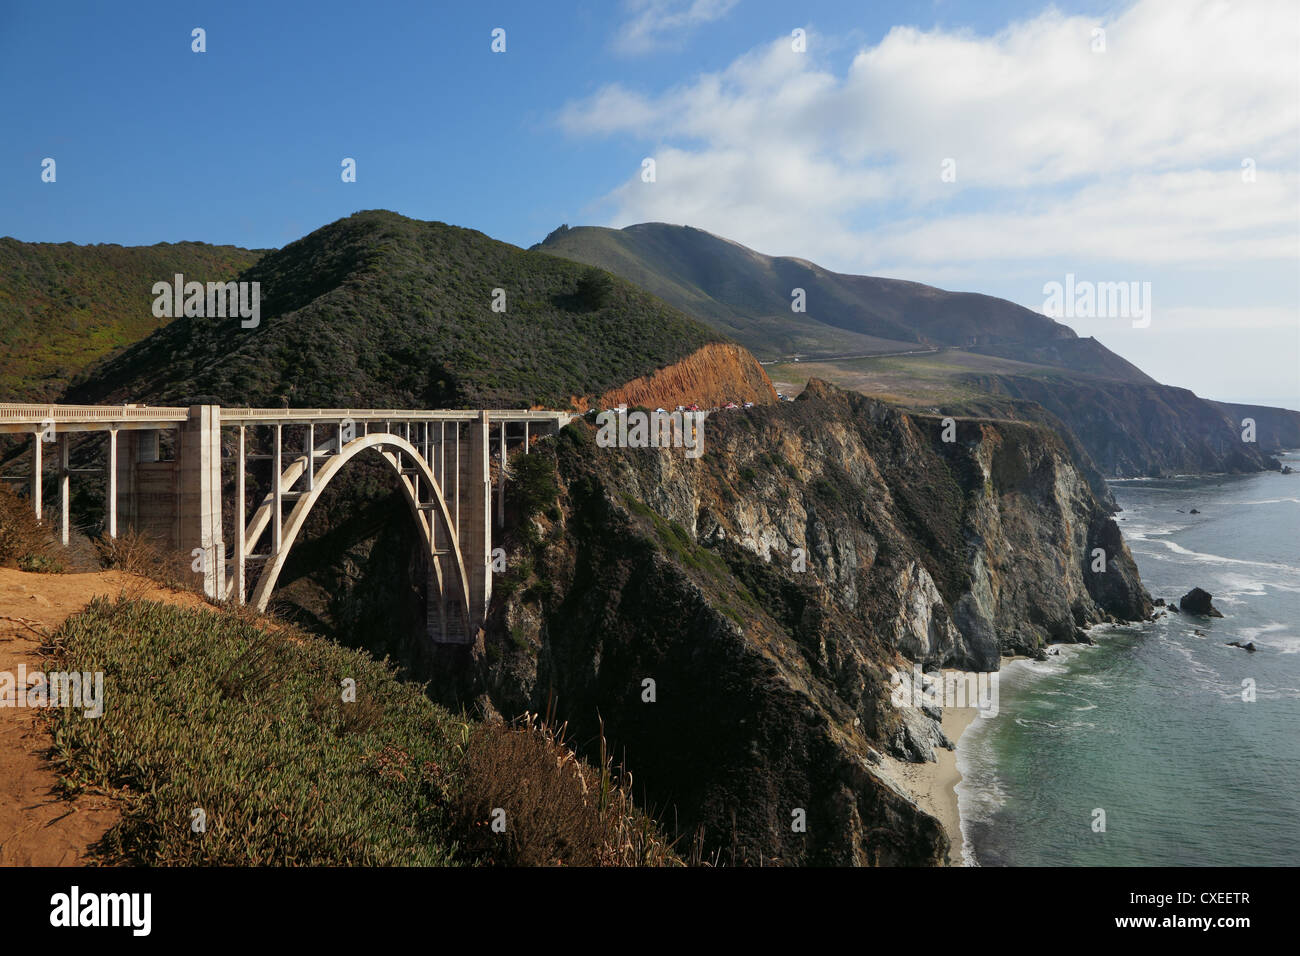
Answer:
top-left (0, 404), bottom-right (190, 423)
top-left (0, 405), bottom-right (573, 428)
top-left (220, 408), bottom-right (572, 423)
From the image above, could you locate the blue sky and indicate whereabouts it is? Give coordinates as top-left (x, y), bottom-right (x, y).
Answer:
top-left (2, 0), bottom-right (1297, 406)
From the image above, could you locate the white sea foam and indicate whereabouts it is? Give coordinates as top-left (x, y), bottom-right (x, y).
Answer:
top-left (1012, 717), bottom-right (1097, 731)
top-left (1158, 637), bottom-right (1233, 696)
top-left (1125, 524), bottom-right (1183, 540)
top-left (1215, 573), bottom-right (1269, 598)
top-left (1237, 623), bottom-right (1299, 654)
top-left (953, 717), bottom-right (1007, 867)
top-left (1153, 539), bottom-right (1300, 576)
top-left (1238, 622), bottom-right (1287, 640)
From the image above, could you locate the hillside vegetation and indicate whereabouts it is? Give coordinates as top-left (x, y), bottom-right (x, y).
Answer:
top-left (46, 596), bottom-right (675, 866)
top-left (0, 238), bottom-right (263, 401)
top-left (536, 222), bottom-right (1152, 383)
top-left (67, 211), bottom-right (724, 410)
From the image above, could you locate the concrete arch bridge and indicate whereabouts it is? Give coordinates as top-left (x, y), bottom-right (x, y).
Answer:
top-left (0, 404), bottom-right (573, 643)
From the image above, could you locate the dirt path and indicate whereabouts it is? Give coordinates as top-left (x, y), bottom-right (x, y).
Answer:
top-left (0, 568), bottom-right (205, 865)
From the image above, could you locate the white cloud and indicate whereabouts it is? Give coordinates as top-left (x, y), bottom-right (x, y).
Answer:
top-left (613, 0), bottom-right (742, 55)
top-left (563, 0), bottom-right (1300, 275)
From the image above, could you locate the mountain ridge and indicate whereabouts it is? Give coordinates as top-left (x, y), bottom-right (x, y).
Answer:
top-left (538, 221), bottom-right (1297, 477)
top-left (536, 222), bottom-right (1155, 383)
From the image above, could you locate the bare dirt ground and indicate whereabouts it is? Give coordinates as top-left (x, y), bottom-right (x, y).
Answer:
top-left (0, 568), bottom-right (204, 865)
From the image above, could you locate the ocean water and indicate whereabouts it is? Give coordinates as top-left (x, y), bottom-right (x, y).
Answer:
top-left (957, 451), bottom-right (1300, 866)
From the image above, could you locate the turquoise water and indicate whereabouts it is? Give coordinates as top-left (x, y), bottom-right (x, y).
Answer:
top-left (957, 451), bottom-right (1300, 866)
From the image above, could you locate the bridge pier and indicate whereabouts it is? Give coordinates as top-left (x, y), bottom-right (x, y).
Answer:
top-left (114, 428), bottom-right (172, 551)
top-left (57, 434), bottom-right (69, 546)
top-left (464, 412), bottom-right (492, 637)
top-left (30, 430), bottom-right (41, 520)
top-left (179, 405), bottom-right (225, 602)
top-left (107, 428), bottom-right (118, 538)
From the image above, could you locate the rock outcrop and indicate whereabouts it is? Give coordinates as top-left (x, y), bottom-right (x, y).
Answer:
top-left (571, 342), bottom-right (778, 412)
top-left (1179, 587), bottom-right (1224, 617)
top-left (455, 379), bottom-right (1151, 866)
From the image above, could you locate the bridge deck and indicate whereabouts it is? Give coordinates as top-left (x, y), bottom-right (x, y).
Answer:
top-left (0, 404), bottom-right (572, 433)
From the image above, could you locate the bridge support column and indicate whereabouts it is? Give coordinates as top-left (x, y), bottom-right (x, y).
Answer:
top-left (497, 421), bottom-right (506, 529)
top-left (107, 429), bottom-right (117, 538)
top-left (235, 426), bottom-right (246, 605)
top-left (179, 405), bottom-right (225, 601)
top-left (31, 431), bottom-right (42, 520)
top-left (58, 434), bottom-right (70, 546)
top-left (456, 411), bottom-right (492, 641)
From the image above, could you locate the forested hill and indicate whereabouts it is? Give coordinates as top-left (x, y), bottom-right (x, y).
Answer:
top-left (65, 210), bottom-right (727, 410)
top-left (0, 237), bottom-right (264, 401)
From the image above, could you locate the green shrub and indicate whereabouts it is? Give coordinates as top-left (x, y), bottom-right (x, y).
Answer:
top-left (512, 453), bottom-right (560, 522)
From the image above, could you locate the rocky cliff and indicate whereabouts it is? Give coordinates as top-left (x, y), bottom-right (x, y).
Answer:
top-left (1211, 400), bottom-right (1300, 454)
top-left (967, 373), bottom-right (1281, 477)
top-left (446, 379), bottom-right (1151, 865)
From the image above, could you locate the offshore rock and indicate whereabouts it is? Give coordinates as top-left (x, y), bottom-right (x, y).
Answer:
top-left (1180, 587), bottom-right (1224, 617)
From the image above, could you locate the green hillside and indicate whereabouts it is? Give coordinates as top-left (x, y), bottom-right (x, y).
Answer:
top-left (67, 211), bottom-right (723, 409)
top-left (535, 222), bottom-right (1153, 383)
top-left (0, 237), bottom-right (264, 401)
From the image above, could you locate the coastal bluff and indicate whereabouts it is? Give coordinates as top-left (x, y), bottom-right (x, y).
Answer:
top-left (457, 379), bottom-right (1152, 865)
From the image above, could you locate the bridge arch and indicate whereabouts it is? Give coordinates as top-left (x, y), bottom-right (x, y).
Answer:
top-left (245, 432), bottom-right (473, 641)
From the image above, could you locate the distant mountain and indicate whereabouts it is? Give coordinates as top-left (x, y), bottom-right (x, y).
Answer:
top-left (0, 238), bottom-right (264, 401)
top-left (539, 222), bottom-right (1297, 476)
top-left (536, 222), bottom-right (1154, 383)
top-left (66, 211), bottom-right (736, 410)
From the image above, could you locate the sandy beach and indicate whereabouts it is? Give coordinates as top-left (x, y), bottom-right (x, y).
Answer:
top-left (880, 687), bottom-right (985, 866)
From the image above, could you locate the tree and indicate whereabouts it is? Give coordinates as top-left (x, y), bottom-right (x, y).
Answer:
top-left (574, 267), bottom-right (614, 310)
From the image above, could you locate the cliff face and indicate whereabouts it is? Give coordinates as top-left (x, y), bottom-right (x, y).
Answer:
top-left (451, 379), bottom-right (1150, 866)
top-left (570, 342), bottom-right (778, 411)
top-left (1211, 401), bottom-right (1300, 453)
top-left (968, 374), bottom-right (1281, 476)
